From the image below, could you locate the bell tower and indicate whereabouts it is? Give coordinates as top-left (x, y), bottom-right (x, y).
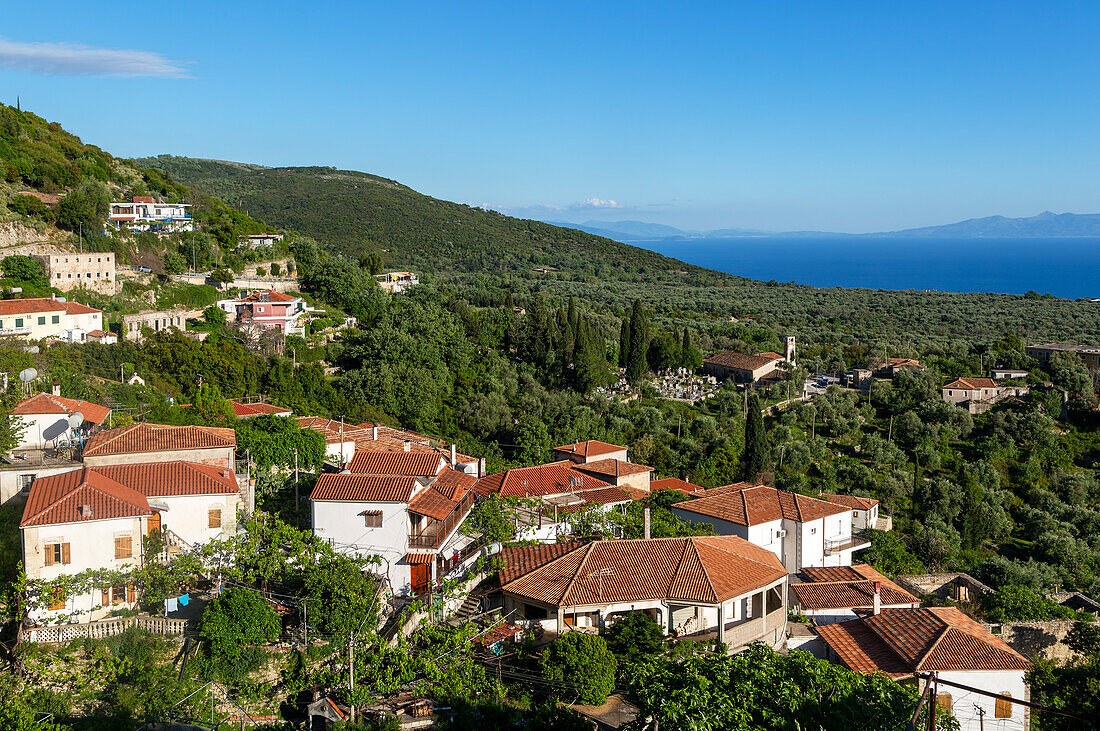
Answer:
top-left (785, 336), bottom-right (796, 364)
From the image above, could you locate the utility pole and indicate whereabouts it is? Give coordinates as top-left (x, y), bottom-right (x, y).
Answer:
top-left (348, 639), bottom-right (355, 723)
top-left (293, 448), bottom-right (300, 518)
top-left (975, 704), bottom-right (985, 731)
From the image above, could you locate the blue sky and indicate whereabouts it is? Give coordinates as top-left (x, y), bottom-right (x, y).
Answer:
top-left (2, 2), bottom-right (1099, 232)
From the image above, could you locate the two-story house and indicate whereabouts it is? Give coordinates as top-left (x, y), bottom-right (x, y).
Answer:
top-left (669, 483), bottom-right (869, 572)
top-left (109, 196), bottom-right (192, 233)
top-left (82, 423), bottom-right (237, 470)
top-left (309, 451), bottom-right (478, 596)
top-left (10, 392), bottom-right (112, 452)
top-left (20, 461), bottom-right (240, 622)
top-left (818, 493), bottom-right (883, 531)
top-left (216, 289), bottom-right (306, 335)
top-left (0, 298), bottom-right (104, 342)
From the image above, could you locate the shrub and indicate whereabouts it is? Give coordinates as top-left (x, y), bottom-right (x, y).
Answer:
top-left (539, 632), bottom-right (616, 705)
top-left (8, 194), bottom-right (52, 221)
top-left (199, 587), bottom-right (279, 683)
top-left (980, 585), bottom-right (1073, 623)
top-left (603, 610), bottom-right (665, 663)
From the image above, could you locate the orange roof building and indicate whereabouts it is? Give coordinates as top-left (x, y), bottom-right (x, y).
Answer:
top-left (552, 440), bottom-right (628, 464)
top-left (670, 483), bottom-right (870, 573)
top-left (83, 423), bottom-right (237, 471)
top-left (11, 392), bottom-right (112, 452)
top-left (790, 564), bottom-right (919, 619)
top-left (499, 536), bottom-right (789, 651)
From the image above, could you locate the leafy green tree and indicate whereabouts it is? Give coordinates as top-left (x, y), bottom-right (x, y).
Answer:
top-left (235, 414), bottom-right (326, 471)
top-left (604, 611), bottom-right (664, 663)
top-left (625, 300), bottom-right (648, 385)
top-left (618, 316), bottom-right (630, 368)
top-left (56, 180), bottom-right (109, 233)
top-left (862, 530), bottom-right (925, 576)
top-left (359, 250), bottom-right (384, 275)
top-left (540, 632), bottom-right (617, 705)
top-left (1065, 622), bottom-right (1100, 657)
top-left (1048, 350), bottom-right (1094, 402)
top-left (162, 250), bottom-right (187, 275)
top-left (467, 494), bottom-right (517, 542)
top-left (980, 585), bottom-right (1073, 623)
top-left (210, 267), bottom-right (234, 285)
top-left (202, 305), bottom-right (226, 327)
top-left (304, 553), bottom-right (380, 642)
top-left (515, 414), bottom-right (551, 465)
top-left (1, 255), bottom-right (48, 289)
top-left (1028, 655), bottom-right (1100, 731)
top-left (199, 587), bottom-right (280, 679)
top-left (7, 194), bottom-right (52, 221)
top-left (740, 391), bottom-right (768, 480)
top-left (190, 382), bottom-right (235, 425)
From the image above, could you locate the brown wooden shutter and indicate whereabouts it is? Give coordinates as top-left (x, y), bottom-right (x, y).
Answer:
top-left (995, 693), bottom-right (1012, 718)
top-left (61, 543), bottom-right (71, 565)
top-left (44, 545), bottom-right (54, 567)
top-left (126, 584), bottom-right (136, 603)
top-left (101, 588), bottom-right (110, 605)
top-left (115, 536), bottom-right (132, 559)
top-left (935, 693), bottom-right (952, 714)
top-left (208, 508), bottom-right (221, 528)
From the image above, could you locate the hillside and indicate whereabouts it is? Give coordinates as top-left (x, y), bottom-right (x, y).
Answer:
top-left (136, 155), bottom-right (708, 282)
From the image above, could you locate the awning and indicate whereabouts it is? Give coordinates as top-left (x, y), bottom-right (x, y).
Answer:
top-left (406, 552), bottom-right (436, 565)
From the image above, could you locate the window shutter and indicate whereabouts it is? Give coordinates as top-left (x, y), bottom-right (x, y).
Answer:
top-left (61, 543), bottom-right (71, 565)
top-left (101, 588), bottom-right (110, 605)
top-left (208, 508), bottom-right (221, 528)
top-left (126, 585), bottom-right (136, 603)
top-left (995, 693), bottom-right (1012, 718)
top-left (115, 536), bottom-right (133, 559)
top-left (935, 693), bottom-right (952, 714)
top-left (44, 546), bottom-right (54, 567)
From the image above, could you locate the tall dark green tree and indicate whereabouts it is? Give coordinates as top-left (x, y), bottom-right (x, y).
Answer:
top-left (741, 391), bottom-right (768, 480)
top-left (618, 317), bottom-right (630, 368)
top-left (626, 300), bottom-right (649, 385)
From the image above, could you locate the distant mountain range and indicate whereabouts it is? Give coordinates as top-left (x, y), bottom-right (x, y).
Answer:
top-left (557, 211), bottom-right (1100, 242)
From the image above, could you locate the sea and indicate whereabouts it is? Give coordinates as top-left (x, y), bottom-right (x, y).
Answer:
top-left (634, 237), bottom-right (1100, 300)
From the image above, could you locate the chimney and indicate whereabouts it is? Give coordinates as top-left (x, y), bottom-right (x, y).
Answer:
top-left (479, 457), bottom-right (487, 478)
top-left (872, 580), bottom-right (882, 615)
top-left (450, 444), bottom-right (457, 463)
top-left (643, 507), bottom-right (651, 540)
top-left (372, 425), bottom-right (379, 440)
top-left (403, 440), bottom-right (410, 452)
top-left (52, 379), bottom-right (60, 396)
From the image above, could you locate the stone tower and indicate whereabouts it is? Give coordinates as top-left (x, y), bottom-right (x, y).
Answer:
top-left (785, 336), bottom-right (796, 364)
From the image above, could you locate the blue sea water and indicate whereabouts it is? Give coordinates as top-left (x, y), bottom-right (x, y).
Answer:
top-left (635, 237), bottom-right (1100, 300)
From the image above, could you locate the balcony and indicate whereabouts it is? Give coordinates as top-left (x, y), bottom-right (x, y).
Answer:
top-left (824, 535), bottom-right (872, 554)
top-left (408, 492), bottom-right (477, 550)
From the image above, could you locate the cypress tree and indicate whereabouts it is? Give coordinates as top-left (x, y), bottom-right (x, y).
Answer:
top-left (626, 300), bottom-right (649, 385)
top-left (681, 328), bottom-right (692, 368)
top-left (741, 391), bottom-right (768, 481)
top-left (619, 317), bottom-right (630, 368)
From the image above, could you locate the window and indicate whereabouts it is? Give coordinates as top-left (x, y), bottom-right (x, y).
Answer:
top-left (51, 315), bottom-right (59, 324)
top-left (995, 692), bottom-right (1013, 718)
top-left (56, 273), bottom-right (61, 279)
top-left (810, 527), bottom-right (816, 534)
top-left (44, 542), bottom-right (70, 566)
top-left (14, 319), bottom-right (22, 328)
top-left (935, 693), bottom-right (952, 714)
top-left (37, 317), bottom-right (45, 325)
top-left (208, 508), bottom-right (222, 529)
top-left (362, 510), bottom-right (383, 528)
top-left (114, 536), bottom-right (132, 559)
top-left (18, 474), bottom-right (34, 493)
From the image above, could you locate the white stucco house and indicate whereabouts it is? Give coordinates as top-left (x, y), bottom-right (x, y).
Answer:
top-left (309, 451), bottom-right (478, 596)
top-left (669, 483), bottom-right (870, 572)
top-left (818, 493), bottom-right (883, 531)
top-left (296, 417), bottom-right (481, 475)
top-left (20, 461), bottom-right (241, 623)
top-left (815, 607), bottom-right (1031, 731)
top-left (499, 535), bottom-right (789, 652)
top-left (9, 392), bottom-right (112, 452)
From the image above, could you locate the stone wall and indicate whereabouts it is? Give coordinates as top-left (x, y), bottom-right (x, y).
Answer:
top-left (989, 619), bottom-right (1080, 662)
top-left (0, 221), bottom-right (51, 249)
top-left (896, 572), bottom-right (993, 602)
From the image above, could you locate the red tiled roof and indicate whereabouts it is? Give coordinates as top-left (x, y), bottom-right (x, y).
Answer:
top-left (347, 451), bottom-right (443, 477)
top-left (432, 468), bottom-right (476, 500)
top-left (501, 535), bottom-right (786, 607)
top-left (296, 417), bottom-right (476, 464)
top-left (94, 461), bottom-right (239, 498)
top-left (573, 459), bottom-right (653, 479)
top-left (650, 477), bottom-right (704, 495)
top-left (0, 298), bottom-right (101, 317)
top-left (241, 289), bottom-right (296, 303)
top-left (944, 377), bottom-right (998, 390)
top-left (132, 196), bottom-right (155, 203)
top-left (474, 461), bottom-right (613, 499)
top-left (499, 542), bottom-right (583, 585)
top-left (83, 423), bottom-right (236, 456)
top-left (86, 329), bottom-right (107, 337)
top-left (21, 467), bottom-right (151, 527)
top-left (791, 573), bottom-right (918, 611)
top-left (407, 488), bottom-right (459, 520)
top-left (230, 400), bottom-right (292, 418)
top-left (310, 473), bottom-right (416, 502)
top-left (674, 484), bottom-right (848, 525)
top-left (12, 393), bottom-right (111, 425)
top-left (819, 493), bottom-right (879, 511)
top-left (553, 440), bottom-right (626, 458)
top-left (554, 485), bottom-right (636, 513)
top-left (815, 607), bottom-right (1030, 676)
top-left (703, 351), bottom-right (782, 371)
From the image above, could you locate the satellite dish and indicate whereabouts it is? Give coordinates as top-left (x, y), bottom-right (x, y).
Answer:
top-left (68, 412), bottom-right (84, 429)
top-left (18, 368), bottom-right (37, 383)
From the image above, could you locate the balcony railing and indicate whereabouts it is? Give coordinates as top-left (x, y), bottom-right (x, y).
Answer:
top-left (824, 535), bottom-right (872, 554)
top-left (408, 492), bottom-right (477, 550)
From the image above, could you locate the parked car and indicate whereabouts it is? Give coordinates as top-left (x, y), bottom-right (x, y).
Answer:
top-left (137, 265), bottom-right (153, 273)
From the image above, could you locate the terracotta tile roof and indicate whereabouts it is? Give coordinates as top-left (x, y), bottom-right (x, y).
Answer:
top-left (241, 289), bottom-right (296, 303)
top-left (815, 607), bottom-right (1030, 676)
top-left (83, 423), bottom-right (236, 457)
top-left (310, 473), bottom-right (417, 502)
top-left (94, 461), bottom-right (240, 498)
top-left (347, 451), bottom-right (444, 477)
top-left (473, 461), bottom-right (612, 499)
top-left (12, 393), bottom-right (111, 425)
top-left (791, 573), bottom-right (918, 611)
top-left (431, 468), bottom-right (476, 500)
top-left (819, 493), bottom-right (880, 511)
top-left (86, 329), bottom-right (107, 337)
top-left (944, 377), bottom-right (998, 391)
top-left (757, 351), bottom-right (784, 360)
top-left (499, 542), bottom-right (583, 585)
top-left (553, 440), bottom-right (626, 459)
top-left (500, 535), bottom-right (786, 608)
top-left (296, 417), bottom-right (476, 464)
top-left (573, 459), bottom-right (654, 479)
top-left (0, 297), bottom-right (100, 316)
top-left (554, 486), bottom-right (636, 513)
top-left (21, 467), bottom-right (151, 527)
top-left (649, 477), bottom-right (704, 495)
top-left (407, 487), bottom-right (459, 520)
top-left (703, 351), bottom-right (782, 371)
top-left (230, 400), bottom-right (292, 418)
top-left (673, 484), bottom-right (848, 525)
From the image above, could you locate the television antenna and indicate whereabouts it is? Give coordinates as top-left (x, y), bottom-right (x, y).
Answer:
top-left (589, 567), bottom-right (614, 600)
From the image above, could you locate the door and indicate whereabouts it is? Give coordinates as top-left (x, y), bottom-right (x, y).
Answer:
top-left (147, 511), bottom-right (161, 535)
top-left (411, 563), bottom-right (429, 595)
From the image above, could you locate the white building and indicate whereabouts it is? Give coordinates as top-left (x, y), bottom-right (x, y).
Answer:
top-left (310, 451), bottom-right (478, 596)
top-left (499, 536), bottom-right (789, 652)
top-left (0, 298), bottom-right (104, 342)
top-left (109, 196), bottom-right (192, 233)
top-left (20, 462), bottom-right (241, 622)
top-left (9, 393), bottom-right (112, 452)
top-left (818, 493), bottom-right (882, 531)
top-left (376, 272), bottom-right (419, 294)
top-left (216, 289), bottom-right (306, 335)
top-left (669, 483), bottom-right (870, 573)
top-left (815, 607), bottom-right (1031, 731)
top-left (296, 417), bottom-right (480, 474)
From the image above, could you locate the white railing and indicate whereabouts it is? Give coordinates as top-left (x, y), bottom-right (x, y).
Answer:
top-left (22, 614), bottom-right (188, 644)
